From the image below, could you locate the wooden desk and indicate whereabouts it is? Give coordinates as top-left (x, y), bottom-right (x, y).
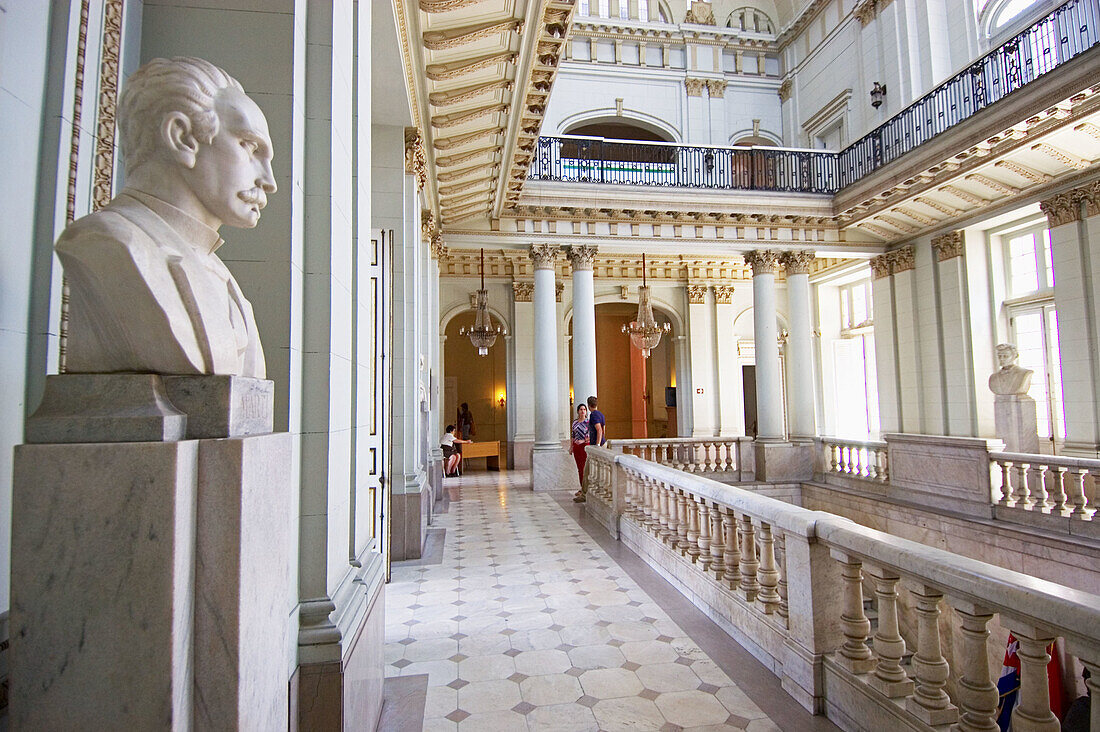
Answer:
top-left (461, 441), bottom-right (502, 470)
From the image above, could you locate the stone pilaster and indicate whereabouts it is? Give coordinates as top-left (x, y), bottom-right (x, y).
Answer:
top-left (567, 245), bottom-right (599, 407)
top-left (783, 251), bottom-right (816, 440)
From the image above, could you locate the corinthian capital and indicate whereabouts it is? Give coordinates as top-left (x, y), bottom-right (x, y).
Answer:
top-left (781, 250), bottom-right (815, 275)
top-left (1040, 190), bottom-right (1084, 227)
top-left (529, 243), bottom-right (560, 270)
top-left (932, 231), bottom-right (964, 262)
top-left (744, 250), bottom-right (780, 276)
top-left (566, 245), bottom-right (598, 271)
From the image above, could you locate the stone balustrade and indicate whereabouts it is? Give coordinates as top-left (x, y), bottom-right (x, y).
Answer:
top-left (990, 452), bottom-right (1099, 537)
top-left (608, 437), bottom-right (753, 478)
top-left (821, 437), bottom-right (889, 483)
top-left (582, 450), bottom-right (1100, 730)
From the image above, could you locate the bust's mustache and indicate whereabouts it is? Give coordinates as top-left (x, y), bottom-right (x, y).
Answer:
top-left (238, 188), bottom-right (267, 208)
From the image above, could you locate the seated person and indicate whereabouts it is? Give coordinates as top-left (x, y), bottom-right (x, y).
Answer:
top-left (441, 424), bottom-right (472, 477)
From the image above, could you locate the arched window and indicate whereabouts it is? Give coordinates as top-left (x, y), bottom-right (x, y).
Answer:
top-left (977, 0), bottom-right (1044, 36)
top-left (725, 6), bottom-right (775, 34)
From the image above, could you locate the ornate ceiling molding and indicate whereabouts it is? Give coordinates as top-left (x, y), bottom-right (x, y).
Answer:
top-left (433, 126), bottom-right (502, 150)
top-left (423, 19), bottom-right (522, 50)
top-left (428, 78), bottom-right (512, 107)
top-left (431, 102), bottom-right (508, 129)
top-left (419, 0), bottom-right (485, 13)
top-left (425, 51), bottom-right (516, 81)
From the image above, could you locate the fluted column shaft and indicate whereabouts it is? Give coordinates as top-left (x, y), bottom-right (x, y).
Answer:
top-left (532, 245), bottom-right (561, 449)
top-left (747, 250), bottom-right (784, 439)
top-left (568, 246), bottom-right (598, 406)
top-left (784, 251), bottom-right (815, 439)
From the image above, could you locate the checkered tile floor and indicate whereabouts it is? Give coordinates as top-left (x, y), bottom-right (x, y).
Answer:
top-left (385, 470), bottom-right (781, 731)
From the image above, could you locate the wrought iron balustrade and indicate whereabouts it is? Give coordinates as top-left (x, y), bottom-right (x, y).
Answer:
top-left (529, 0), bottom-right (1100, 196)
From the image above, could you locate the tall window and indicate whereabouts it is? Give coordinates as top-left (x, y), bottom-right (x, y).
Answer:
top-left (598, 0), bottom-right (609, 17)
top-left (1000, 223), bottom-right (1065, 446)
top-left (638, 0), bottom-right (649, 21)
top-left (579, 0), bottom-right (589, 15)
top-left (834, 280), bottom-right (879, 439)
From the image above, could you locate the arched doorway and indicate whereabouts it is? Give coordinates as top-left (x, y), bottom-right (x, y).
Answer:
top-left (443, 310), bottom-right (509, 448)
top-left (571, 303), bottom-right (677, 440)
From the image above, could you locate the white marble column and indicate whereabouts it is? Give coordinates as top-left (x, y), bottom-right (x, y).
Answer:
top-left (746, 250), bottom-right (784, 440)
top-left (530, 245), bottom-right (575, 491)
top-left (531, 244), bottom-right (561, 450)
top-left (783, 251), bottom-right (816, 440)
top-left (568, 245), bottom-right (598, 407)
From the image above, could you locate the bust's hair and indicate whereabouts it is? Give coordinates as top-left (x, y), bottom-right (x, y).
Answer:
top-left (995, 343), bottom-right (1019, 359)
top-left (117, 57), bottom-right (243, 175)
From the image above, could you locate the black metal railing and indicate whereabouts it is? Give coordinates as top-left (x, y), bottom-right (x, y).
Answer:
top-left (528, 0), bottom-right (1099, 196)
top-left (528, 136), bottom-right (840, 194)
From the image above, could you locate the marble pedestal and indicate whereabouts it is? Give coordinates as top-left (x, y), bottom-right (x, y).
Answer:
top-left (532, 446), bottom-right (579, 492)
top-left (994, 394), bottom-right (1040, 454)
top-left (754, 440), bottom-right (814, 482)
top-left (11, 374), bottom-right (292, 730)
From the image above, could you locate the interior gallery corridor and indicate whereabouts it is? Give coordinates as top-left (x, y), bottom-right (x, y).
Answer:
top-left (383, 471), bottom-right (840, 731)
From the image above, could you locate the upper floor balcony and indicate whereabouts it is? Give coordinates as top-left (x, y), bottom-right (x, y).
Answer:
top-left (528, 0), bottom-right (1100, 200)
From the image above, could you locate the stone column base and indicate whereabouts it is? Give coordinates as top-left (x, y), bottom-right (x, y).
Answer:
top-left (754, 440), bottom-right (813, 482)
top-left (532, 448), bottom-right (579, 492)
top-left (390, 477), bottom-right (431, 560)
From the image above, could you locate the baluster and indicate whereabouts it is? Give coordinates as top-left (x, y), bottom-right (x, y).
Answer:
top-left (880, 449), bottom-right (890, 482)
top-left (997, 460), bottom-right (1014, 505)
top-left (709, 504), bottom-right (725, 581)
top-left (673, 443), bottom-right (687, 471)
top-left (774, 531), bottom-right (788, 623)
top-left (686, 497), bottom-right (701, 562)
top-left (1048, 466), bottom-right (1067, 515)
top-left (1010, 630), bottom-right (1059, 731)
top-left (738, 515), bottom-right (759, 601)
top-left (948, 601), bottom-right (998, 732)
top-left (755, 522), bottom-right (780, 614)
top-left (829, 443), bottom-right (839, 473)
top-left (854, 447), bottom-right (864, 478)
top-left (642, 476), bottom-right (656, 529)
top-left (1025, 462), bottom-right (1045, 508)
top-left (833, 553), bottom-right (874, 673)
top-left (657, 482), bottom-right (671, 541)
top-left (697, 500), bottom-right (712, 571)
top-left (666, 487), bottom-right (680, 550)
top-left (723, 508), bottom-right (740, 589)
top-left (1065, 467), bottom-right (1088, 518)
top-left (866, 567), bottom-right (912, 697)
top-left (1014, 462), bottom-right (1030, 506)
top-left (905, 586), bottom-right (958, 725)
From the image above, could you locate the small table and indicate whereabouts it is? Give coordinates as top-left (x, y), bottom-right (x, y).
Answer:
top-left (461, 441), bottom-right (502, 471)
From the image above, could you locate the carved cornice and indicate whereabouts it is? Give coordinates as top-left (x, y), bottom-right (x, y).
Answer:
top-left (685, 78), bottom-right (707, 97)
top-left (744, 250), bottom-right (780, 276)
top-left (713, 285), bottom-right (735, 304)
top-left (994, 159), bottom-right (1052, 185)
top-left (778, 78), bottom-right (792, 102)
top-left (781, 250), bottom-right (815, 275)
top-left (706, 79), bottom-right (727, 97)
top-left (512, 281), bottom-right (534, 302)
top-left (566, 245), bottom-right (598, 271)
top-left (529, 243), bottom-right (560, 270)
top-left (434, 127), bottom-right (502, 151)
top-left (404, 128), bottom-right (427, 191)
top-left (431, 103), bottom-right (508, 129)
top-left (687, 284), bottom-right (708, 304)
top-left (932, 230), bottom-right (964, 261)
top-left (1040, 189), bottom-right (1084, 227)
top-left (423, 19), bottom-right (522, 50)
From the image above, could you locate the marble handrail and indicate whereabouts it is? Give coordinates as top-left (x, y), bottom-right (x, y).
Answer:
top-left (820, 437), bottom-right (889, 483)
top-left (990, 451), bottom-right (1098, 519)
top-left (608, 436), bottom-right (751, 474)
top-left (585, 451), bottom-right (1100, 731)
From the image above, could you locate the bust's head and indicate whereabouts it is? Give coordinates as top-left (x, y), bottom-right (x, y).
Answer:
top-left (995, 343), bottom-right (1019, 369)
top-left (118, 57), bottom-right (276, 230)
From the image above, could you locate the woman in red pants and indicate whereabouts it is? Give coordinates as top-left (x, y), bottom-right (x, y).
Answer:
top-left (570, 403), bottom-right (590, 487)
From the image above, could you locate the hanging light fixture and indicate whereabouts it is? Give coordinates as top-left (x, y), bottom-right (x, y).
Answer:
top-left (460, 248), bottom-right (506, 356)
top-left (622, 252), bottom-right (670, 358)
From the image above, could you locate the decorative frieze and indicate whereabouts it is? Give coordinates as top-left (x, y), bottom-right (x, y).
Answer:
top-left (687, 284), bottom-right (708, 304)
top-left (684, 78), bottom-right (707, 97)
top-left (744, 250), bottom-right (780, 276)
top-left (566, 244), bottom-right (598, 271)
top-left (91, 0), bottom-right (124, 211)
top-left (512, 281), bottom-right (534, 302)
top-left (781, 250), bottom-right (815, 275)
top-left (529, 243), bottom-right (559, 270)
top-left (713, 285), bottom-right (735, 304)
top-left (932, 231), bottom-right (964, 262)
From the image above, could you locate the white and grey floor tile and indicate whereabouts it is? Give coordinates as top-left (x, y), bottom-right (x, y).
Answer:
top-left (384, 470), bottom-right (839, 731)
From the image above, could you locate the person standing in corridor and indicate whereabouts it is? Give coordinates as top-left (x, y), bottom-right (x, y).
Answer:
top-left (575, 395), bottom-right (606, 502)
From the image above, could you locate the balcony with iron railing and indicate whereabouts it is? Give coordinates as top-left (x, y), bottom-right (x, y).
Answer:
top-left (528, 0), bottom-right (1100, 196)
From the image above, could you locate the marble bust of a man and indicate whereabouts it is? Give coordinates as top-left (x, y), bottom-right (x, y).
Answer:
top-left (988, 343), bottom-right (1033, 396)
top-left (56, 57), bottom-right (275, 377)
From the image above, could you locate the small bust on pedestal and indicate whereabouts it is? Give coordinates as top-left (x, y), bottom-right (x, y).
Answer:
top-left (989, 343), bottom-right (1040, 453)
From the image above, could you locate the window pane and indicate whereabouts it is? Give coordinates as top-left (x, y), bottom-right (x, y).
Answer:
top-left (1014, 311), bottom-right (1050, 439)
top-left (599, 0), bottom-right (609, 17)
top-left (620, 0), bottom-right (628, 19)
top-left (638, 0), bottom-right (648, 20)
top-left (1046, 307), bottom-right (1066, 441)
top-left (1042, 229), bottom-right (1054, 289)
top-left (1009, 233), bottom-right (1039, 296)
top-left (851, 285), bottom-right (868, 325)
top-left (580, 0), bottom-right (589, 14)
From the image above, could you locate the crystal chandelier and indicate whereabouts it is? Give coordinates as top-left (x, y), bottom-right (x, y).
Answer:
top-left (460, 249), bottom-right (506, 356)
top-left (622, 253), bottom-right (670, 358)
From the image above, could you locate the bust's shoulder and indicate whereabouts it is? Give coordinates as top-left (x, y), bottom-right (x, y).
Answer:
top-left (56, 199), bottom-right (156, 257)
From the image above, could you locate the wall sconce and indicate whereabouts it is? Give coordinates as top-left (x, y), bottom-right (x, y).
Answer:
top-left (870, 81), bottom-right (886, 109)
top-left (703, 150), bottom-right (715, 175)
top-left (498, 392), bottom-right (506, 409)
